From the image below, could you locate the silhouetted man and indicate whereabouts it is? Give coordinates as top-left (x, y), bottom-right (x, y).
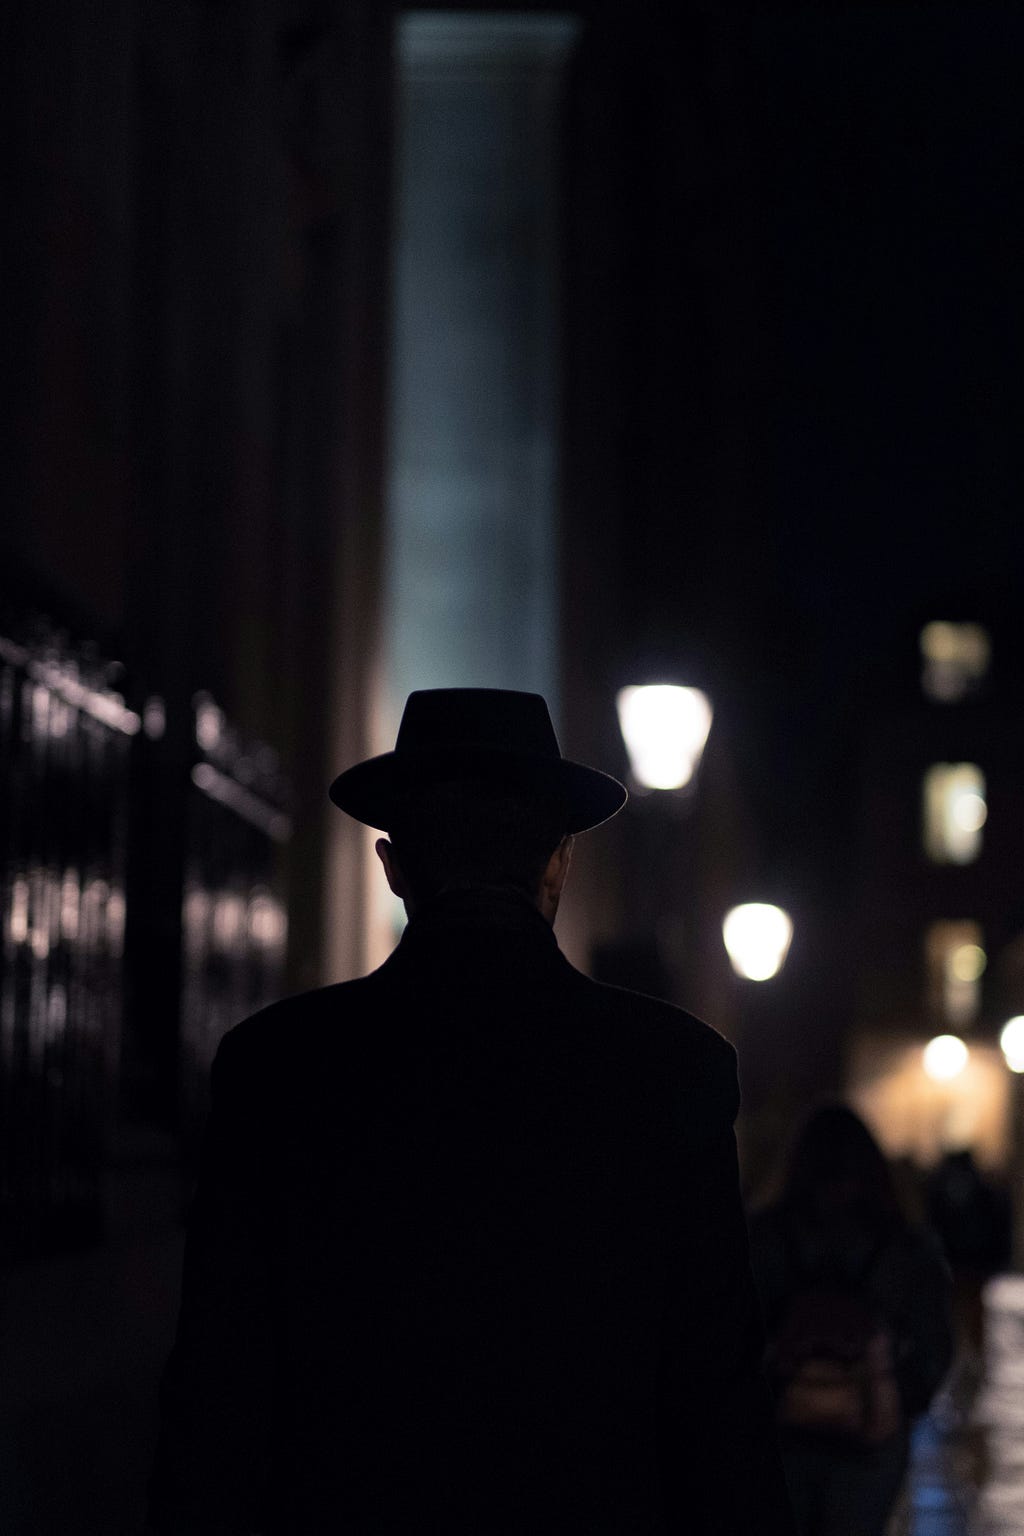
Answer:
top-left (150, 689), bottom-right (794, 1534)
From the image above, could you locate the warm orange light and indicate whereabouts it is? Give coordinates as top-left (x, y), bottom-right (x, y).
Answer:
top-left (923, 764), bottom-right (986, 864)
top-left (950, 943), bottom-right (986, 983)
top-left (849, 1035), bottom-right (1008, 1170)
top-left (920, 621), bottom-right (990, 702)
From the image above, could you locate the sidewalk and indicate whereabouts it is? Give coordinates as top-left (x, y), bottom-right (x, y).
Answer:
top-left (894, 1293), bottom-right (1024, 1536)
top-left (893, 1375), bottom-right (979, 1535)
top-left (0, 1133), bottom-right (186, 1536)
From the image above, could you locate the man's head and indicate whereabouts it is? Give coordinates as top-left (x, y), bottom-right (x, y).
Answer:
top-left (374, 780), bottom-right (573, 921)
top-left (329, 689), bottom-right (626, 921)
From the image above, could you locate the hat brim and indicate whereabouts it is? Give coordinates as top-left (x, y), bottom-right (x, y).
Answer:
top-left (329, 746), bottom-right (627, 835)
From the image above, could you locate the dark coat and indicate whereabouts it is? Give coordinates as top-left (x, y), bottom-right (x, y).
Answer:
top-left (150, 888), bottom-right (794, 1535)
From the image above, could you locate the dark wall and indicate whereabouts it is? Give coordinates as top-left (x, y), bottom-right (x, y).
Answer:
top-left (3, 0), bottom-right (394, 991)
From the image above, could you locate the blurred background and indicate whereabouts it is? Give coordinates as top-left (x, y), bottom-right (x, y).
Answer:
top-left (2, 1), bottom-right (1023, 1530)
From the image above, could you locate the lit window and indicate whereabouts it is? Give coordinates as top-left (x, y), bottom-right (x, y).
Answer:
top-left (923, 763), bottom-right (986, 864)
top-left (926, 920), bottom-right (985, 1027)
top-left (920, 621), bottom-right (990, 702)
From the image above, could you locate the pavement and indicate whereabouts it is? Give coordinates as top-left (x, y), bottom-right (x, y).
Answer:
top-left (0, 1131), bottom-right (185, 1536)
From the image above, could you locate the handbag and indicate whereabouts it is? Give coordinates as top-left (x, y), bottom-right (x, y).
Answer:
top-left (768, 1234), bottom-right (904, 1447)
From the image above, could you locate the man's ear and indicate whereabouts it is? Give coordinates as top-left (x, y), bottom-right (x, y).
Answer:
top-left (539, 835), bottom-right (573, 922)
top-left (375, 838), bottom-right (410, 901)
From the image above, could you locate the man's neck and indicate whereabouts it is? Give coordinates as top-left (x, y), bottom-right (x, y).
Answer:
top-left (404, 883), bottom-right (549, 927)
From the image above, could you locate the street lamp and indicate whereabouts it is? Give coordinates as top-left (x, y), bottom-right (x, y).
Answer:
top-left (722, 903), bottom-right (793, 981)
top-left (1000, 1017), bottom-right (1024, 1074)
top-left (615, 684), bottom-right (713, 791)
top-left (1000, 1019), bottom-right (1024, 1271)
top-left (923, 1034), bottom-right (969, 1081)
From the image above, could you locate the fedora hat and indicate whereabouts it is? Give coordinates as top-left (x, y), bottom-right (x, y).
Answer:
top-left (329, 689), bottom-right (627, 834)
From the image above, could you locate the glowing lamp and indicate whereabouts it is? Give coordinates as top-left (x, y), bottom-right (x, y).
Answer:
top-left (722, 903), bottom-right (793, 982)
top-left (999, 1017), bottom-right (1024, 1074)
top-left (923, 1034), bottom-right (969, 1082)
top-left (952, 791), bottom-right (987, 834)
top-left (950, 944), bottom-right (986, 982)
top-left (615, 685), bottom-right (712, 791)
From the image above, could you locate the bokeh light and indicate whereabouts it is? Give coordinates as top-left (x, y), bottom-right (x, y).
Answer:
top-left (923, 763), bottom-right (986, 864)
top-left (999, 1017), bottom-right (1024, 1074)
top-left (923, 1034), bottom-right (969, 1081)
top-left (615, 685), bottom-right (712, 790)
top-left (950, 943), bottom-right (987, 983)
top-left (722, 903), bottom-right (793, 981)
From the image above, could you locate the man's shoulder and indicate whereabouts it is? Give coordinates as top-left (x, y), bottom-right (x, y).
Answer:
top-left (572, 965), bottom-right (734, 1062)
top-left (560, 965), bottom-right (739, 1123)
top-left (216, 958), bottom-right (737, 1119)
top-left (215, 974), bottom-right (376, 1066)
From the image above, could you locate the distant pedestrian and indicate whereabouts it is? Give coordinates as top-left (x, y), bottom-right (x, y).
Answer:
top-left (749, 1101), bottom-right (953, 1536)
top-left (149, 689), bottom-right (795, 1534)
top-left (927, 1147), bottom-right (1011, 1279)
top-left (926, 1145), bottom-right (1011, 1371)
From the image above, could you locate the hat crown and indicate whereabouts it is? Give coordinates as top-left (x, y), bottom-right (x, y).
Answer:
top-left (395, 689), bottom-right (560, 760)
top-left (329, 688), bottom-right (625, 834)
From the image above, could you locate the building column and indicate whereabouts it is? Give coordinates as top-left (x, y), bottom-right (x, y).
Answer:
top-left (384, 12), bottom-right (580, 724)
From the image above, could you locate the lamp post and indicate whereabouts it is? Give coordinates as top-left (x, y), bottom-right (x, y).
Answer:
top-left (607, 684), bottom-right (713, 1003)
top-left (719, 903), bottom-right (794, 1181)
top-left (1000, 1018), bottom-right (1024, 1272)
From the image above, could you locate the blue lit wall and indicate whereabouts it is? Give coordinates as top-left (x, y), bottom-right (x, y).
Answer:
top-left (384, 14), bottom-right (580, 731)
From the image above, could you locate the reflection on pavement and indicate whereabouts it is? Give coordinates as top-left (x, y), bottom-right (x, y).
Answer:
top-left (891, 1274), bottom-right (1024, 1536)
top-left (898, 1411), bottom-right (974, 1535)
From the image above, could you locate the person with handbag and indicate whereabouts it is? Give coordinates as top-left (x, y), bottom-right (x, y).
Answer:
top-left (749, 1101), bottom-right (954, 1536)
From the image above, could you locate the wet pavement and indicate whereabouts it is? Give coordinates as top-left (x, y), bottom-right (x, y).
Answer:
top-left (896, 1384), bottom-right (977, 1535)
top-left (892, 1273), bottom-right (1024, 1536)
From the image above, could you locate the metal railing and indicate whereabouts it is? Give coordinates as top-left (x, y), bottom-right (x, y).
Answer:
top-left (0, 620), bottom-right (138, 1257)
top-left (179, 693), bottom-right (289, 1173)
top-left (0, 611), bottom-right (290, 1258)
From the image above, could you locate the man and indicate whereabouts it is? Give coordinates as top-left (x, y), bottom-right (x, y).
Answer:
top-left (150, 688), bottom-right (794, 1534)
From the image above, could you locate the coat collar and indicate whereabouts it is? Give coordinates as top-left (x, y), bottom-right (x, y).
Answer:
top-left (399, 885), bottom-right (558, 945)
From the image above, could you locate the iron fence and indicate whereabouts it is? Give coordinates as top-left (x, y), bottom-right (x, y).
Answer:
top-left (0, 613), bottom-right (290, 1259)
top-left (179, 693), bottom-right (289, 1173)
top-left (0, 619), bottom-right (137, 1256)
